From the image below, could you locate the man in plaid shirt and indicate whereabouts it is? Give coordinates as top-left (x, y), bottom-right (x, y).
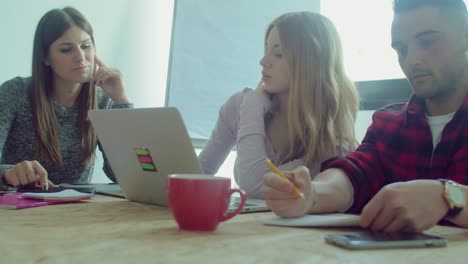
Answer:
top-left (262, 0), bottom-right (468, 232)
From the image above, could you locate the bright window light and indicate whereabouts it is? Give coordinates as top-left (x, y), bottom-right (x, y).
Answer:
top-left (321, 0), bottom-right (404, 81)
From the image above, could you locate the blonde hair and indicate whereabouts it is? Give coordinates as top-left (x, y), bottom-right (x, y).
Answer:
top-left (32, 7), bottom-right (98, 168)
top-left (266, 11), bottom-right (359, 166)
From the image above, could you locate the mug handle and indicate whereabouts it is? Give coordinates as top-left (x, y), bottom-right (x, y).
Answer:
top-left (219, 188), bottom-right (246, 222)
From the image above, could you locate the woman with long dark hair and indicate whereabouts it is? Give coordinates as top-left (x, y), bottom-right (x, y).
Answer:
top-left (0, 7), bottom-right (132, 190)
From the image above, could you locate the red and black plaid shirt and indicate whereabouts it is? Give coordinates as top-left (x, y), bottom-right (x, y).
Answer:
top-left (323, 94), bottom-right (468, 214)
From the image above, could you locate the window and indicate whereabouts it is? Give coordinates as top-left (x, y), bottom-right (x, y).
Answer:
top-left (321, 0), bottom-right (404, 81)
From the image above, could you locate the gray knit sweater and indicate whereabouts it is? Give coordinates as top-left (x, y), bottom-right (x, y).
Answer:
top-left (0, 77), bottom-right (133, 187)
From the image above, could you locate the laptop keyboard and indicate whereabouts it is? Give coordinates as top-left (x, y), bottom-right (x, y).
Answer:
top-left (230, 196), bottom-right (262, 207)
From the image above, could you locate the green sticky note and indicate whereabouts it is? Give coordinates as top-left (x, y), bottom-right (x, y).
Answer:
top-left (141, 163), bottom-right (155, 171)
top-left (135, 148), bottom-right (149, 155)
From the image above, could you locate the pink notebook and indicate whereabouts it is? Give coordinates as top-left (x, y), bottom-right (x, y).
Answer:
top-left (0, 192), bottom-right (61, 210)
top-left (0, 190), bottom-right (92, 210)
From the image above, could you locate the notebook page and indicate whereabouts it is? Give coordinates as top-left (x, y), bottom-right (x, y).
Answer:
top-left (21, 189), bottom-right (93, 201)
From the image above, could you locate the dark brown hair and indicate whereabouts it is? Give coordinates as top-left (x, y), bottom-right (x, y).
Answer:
top-left (32, 7), bottom-right (98, 168)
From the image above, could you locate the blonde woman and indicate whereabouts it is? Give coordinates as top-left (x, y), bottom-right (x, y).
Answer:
top-left (0, 7), bottom-right (132, 190)
top-left (199, 11), bottom-right (359, 198)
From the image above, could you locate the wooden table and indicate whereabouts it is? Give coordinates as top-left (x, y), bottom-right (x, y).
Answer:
top-left (2, 195), bottom-right (468, 264)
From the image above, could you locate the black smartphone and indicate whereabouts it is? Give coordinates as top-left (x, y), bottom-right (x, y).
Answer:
top-left (324, 232), bottom-right (447, 250)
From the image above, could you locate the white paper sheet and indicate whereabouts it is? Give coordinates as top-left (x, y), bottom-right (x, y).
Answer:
top-left (22, 189), bottom-right (94, 201)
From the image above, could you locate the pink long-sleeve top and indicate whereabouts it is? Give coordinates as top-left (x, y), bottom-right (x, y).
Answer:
top-left (199, 88), bottom-right (321, 198)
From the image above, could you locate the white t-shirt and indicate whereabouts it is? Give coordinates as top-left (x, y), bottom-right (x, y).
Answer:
top-left (426, 112), bottom-right (455, 149)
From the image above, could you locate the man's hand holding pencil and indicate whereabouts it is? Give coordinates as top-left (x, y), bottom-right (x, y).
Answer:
top-left (262, 160), bottom-right (316, 218)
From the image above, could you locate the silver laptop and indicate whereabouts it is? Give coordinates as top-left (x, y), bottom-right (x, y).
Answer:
top-left (88, 107), bottom-right (269, 213)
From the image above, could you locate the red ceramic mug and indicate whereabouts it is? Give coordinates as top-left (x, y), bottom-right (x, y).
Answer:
top-left (168, 174), bottom-right (246, 231)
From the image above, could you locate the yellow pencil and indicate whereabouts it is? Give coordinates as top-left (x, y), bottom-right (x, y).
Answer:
top-left (265, 159), bottom-right (304, 199)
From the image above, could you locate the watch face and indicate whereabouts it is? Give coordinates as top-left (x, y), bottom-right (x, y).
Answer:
top-left (448, 186), bottom-right (466, 207)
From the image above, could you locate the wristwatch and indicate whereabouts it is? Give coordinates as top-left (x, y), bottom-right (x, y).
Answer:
top-left (438, 179), bottom-right (466, 219)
